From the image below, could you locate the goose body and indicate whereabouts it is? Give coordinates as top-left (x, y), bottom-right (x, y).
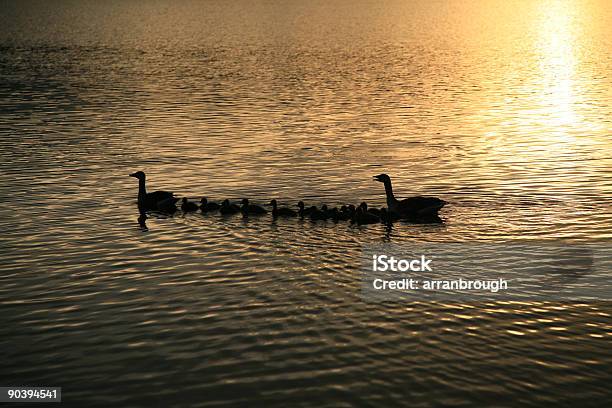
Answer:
top-left (154, 196), bottom-right (178, 214)
top-left (373, 174), bottom-right (446, 218)
top-left (181, 198), bottom-right (199, 212)
top-left (200, 197), bottom-right (220, 212)
top-left (270, 199), bottom-right (297, 217)
top-left (241, 199), bottom-right (267, 215)
top-left (220, 199), bottom-right (240, 215)
top-left (130, 171), bottom-right (177, 212)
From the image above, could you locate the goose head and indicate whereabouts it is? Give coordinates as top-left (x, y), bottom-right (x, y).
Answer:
top-left (360, 202), bottom-right (368, 210)
top-left (269, 199), bottom-right (278, 208)
top-left (298, 201), bottom-right (305, 210)
top-left (373, 174), bottom-right (390, 183)
top-left (241, 198), bottom-right (249, 206)
top-left (221, 199), bottom-right (230, 207)
top-left (130, 171), bottom-right (146, 180)
top-left (200, 197), bottom-right (208, 205)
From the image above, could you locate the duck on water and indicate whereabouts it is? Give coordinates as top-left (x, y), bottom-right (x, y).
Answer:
top-left (373, 174), bottom-right (446, 219)
top-left (129, 171), bottom-right (178, 213)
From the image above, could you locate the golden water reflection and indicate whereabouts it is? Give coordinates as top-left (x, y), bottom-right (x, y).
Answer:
top-left (1, 1), bottom-right (612, 405)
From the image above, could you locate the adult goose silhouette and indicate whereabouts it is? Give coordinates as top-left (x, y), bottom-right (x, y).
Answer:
top-left (373, 174), bottom-right (446, 218)
top-left (130, 171), bottom-right (178, 212)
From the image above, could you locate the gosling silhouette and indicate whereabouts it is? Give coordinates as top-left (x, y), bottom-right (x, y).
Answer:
top-left (130, 171), bottom-right (178, 213)
top-left (181, 198), bottom-right (199, 212)
top-left (240, 199), bottom-right (267, 215)
top-left (353, 206), bottom-right (381, 225)
top-left (297, 201), bottom-right (313, 217)
top-left (337, 205), bottom-right (353, 221)
top-left (269, 199), bottom-right (297, 217)
top-left (309, 204), bottom-right (329, 221)
top-left (220, 199), bottom-right (240, 215)
top-left (329, 207), bottom-right (341, 222)
top-left (200, 197), bottom-right (220, 213)
top-left (359, 202), bottom-right (383, 217)
top-left (373, 174), bottom-right (446, 218)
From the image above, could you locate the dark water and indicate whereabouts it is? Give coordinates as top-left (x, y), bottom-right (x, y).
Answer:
top-left (1, 1), bottom-right (611, 406)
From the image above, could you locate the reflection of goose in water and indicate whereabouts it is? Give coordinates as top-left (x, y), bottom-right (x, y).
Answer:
top-left (130, 171), bottom-right (178, 213)
top-left (220, 199), bottom-right (240, 215)
top-left (200, 197), bottom-right (220, 212)
top-left (379, 208), bottom-right (390, 223)
top-left (138, 213), bottom-right (148, 230)
top-left (181, 198), bottom-right (199, 212)
top-left (241, 199), bottom-right (267, 215)
top-left (269, 199), bottom-right (297, 217)
top-left (373, 174), bottom-right (446, 218)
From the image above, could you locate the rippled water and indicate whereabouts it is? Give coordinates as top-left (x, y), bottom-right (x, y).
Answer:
top-left (1, 1), bottom-right (611, 406)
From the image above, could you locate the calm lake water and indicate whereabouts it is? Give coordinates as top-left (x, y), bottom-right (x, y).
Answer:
top-left (1, 0), bottom-right (611, 406)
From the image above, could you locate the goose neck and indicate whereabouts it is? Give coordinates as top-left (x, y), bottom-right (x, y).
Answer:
top-left (383, 179), bottom-right (396, 205)
top-left (138, 178), bottom-right (147, 198)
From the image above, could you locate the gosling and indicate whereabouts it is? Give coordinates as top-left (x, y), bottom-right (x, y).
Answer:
top-left (270, 199), bottom-right (297, 217)
top-left (241, 198), bottom-right (267, 216)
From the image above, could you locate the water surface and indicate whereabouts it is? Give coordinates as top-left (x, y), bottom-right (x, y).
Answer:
top-left (1, 1), bottom-right (611, 406)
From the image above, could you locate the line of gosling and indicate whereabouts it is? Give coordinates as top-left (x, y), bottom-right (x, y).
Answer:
top-left (181, 197), bottom-right (396, 225)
